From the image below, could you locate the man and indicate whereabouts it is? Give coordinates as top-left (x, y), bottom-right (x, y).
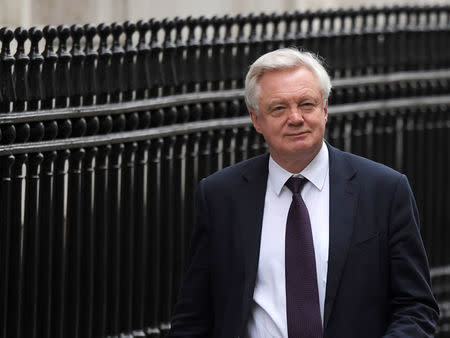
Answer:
top-left (168, 48), bottom-right (439, 337)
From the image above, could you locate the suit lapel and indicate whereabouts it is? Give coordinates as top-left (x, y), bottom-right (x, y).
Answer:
top-left (324, 144), bottom-right (359, 329)
top-left (238, 154), bottom-right (270, 335)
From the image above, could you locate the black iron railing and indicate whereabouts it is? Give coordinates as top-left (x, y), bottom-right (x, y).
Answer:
top-left (0, 6), bottom-right (449, 338)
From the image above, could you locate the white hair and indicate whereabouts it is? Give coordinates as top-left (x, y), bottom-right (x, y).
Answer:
top-left (244, 48), bottom-right (332, 114)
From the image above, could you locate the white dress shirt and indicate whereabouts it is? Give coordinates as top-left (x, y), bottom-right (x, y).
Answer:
top-left (246, 141), bottom-right (330, 338)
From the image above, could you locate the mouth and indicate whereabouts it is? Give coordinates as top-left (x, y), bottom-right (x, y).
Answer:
top-left (286, 131), bottom-right (310, 137)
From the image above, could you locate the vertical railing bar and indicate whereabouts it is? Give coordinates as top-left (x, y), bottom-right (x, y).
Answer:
top-left (80, 146), bottom-right (97, 338)
top-left (93, 144), bottom-right (111, 337)
top-left (65, 148), bottom-right (85, 338)
top-left (133, 140), bottom-right (150, 337)
top-left (120, 141), bottom-right (138, 338)
top-left (0, 155), bottom-right (15, 338)
top-left (23, 152), bottom-right (44, 338)
top-left (146, 137), bottom-right (163, 337)
top-left (51, 149), bottom-right (70, 338)
top-left (8, 154), bottom-right (28, 338)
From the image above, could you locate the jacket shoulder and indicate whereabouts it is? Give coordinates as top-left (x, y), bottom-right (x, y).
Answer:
top-left (330, 145), bottom-right (403, 181)
top-left (201, 153), bottom-right (269, 187)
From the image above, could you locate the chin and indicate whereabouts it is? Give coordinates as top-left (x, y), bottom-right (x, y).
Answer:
top-left (290, 141), bottom-right (321, 155)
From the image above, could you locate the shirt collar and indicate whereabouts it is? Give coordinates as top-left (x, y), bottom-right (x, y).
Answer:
top-left (268, 141), bottom-right (329, 196)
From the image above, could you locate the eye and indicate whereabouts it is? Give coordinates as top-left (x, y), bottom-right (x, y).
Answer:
top-left (269, 105), bottom-right (286, 116)
top-left (300, 102), bottom-right (316, 111)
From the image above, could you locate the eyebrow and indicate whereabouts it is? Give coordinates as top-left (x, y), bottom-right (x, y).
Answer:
top-left (299, 96), bottom-right (319, 103)
top-left (267, 100), bottom-right (287, 109)
top-left (266, 96), bottom-right (319, 108)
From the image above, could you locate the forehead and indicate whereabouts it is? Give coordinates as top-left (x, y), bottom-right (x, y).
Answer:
top-left (258, 66), bottom-right (321, 95)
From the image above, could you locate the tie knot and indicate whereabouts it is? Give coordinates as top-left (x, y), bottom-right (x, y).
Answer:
top-left (285, 176), bottom-right (307, 195)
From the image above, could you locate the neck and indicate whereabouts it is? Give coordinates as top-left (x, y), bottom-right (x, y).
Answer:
top-left (271, 143), bottom-right (322, 174)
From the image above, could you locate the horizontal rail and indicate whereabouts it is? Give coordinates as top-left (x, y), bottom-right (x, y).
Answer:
top-left (332, 69), bottom-right (450, 87)
top-left (430, 265), bottom-right (450, 278)
top-left (329, 95), bottom-right (450, 115)
top-left (1, 94), bottom-right (450, 155)
top-left (0, 69), bottom-right (449, 125)
top-left (0, 89), bottom-right (245, 124)
top-left (0, 116), bottom-right (252, 155)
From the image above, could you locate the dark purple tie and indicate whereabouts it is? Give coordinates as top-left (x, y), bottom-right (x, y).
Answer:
top-left (285, 177), bottom-right (323, 338)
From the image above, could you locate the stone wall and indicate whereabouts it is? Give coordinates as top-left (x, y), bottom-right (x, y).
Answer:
top-left (0, 0), bottom-right (446, 28)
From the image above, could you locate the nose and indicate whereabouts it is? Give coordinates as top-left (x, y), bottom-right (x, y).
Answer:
top-left (288, 107), bottom-right (304, 124)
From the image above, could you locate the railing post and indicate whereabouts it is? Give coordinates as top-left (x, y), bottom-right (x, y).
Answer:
top-left (0, 28), bottom-right (16, 113)
top-left (28, 27), bottom-right (43, 111)
top-left (148, 19), bottom-right (163, 98)
top-left (97, 24), bottom-right (112, 105)
top-left (83, 24), bottom-right (98, 106)
top-left (70, 24), bottom-right (85, 107)
top-left (222, 15), bottom-right (235, 90)
top-left (235, 14), bottom-right (249, 88)
top-left (136, 20), bottom-right (151, 100)
top-left (55, 25), bottom-right (72, 109)
top-left (211, 16), bottom-right (225, 91)
top-left (110, 22), bottom-right (125, 104)
top-left (123, 21), bottom-right (138, 102)
top-left (13, 27), bottom-right (29, 112)
top-left (161, 19), bottom-right (177, 96)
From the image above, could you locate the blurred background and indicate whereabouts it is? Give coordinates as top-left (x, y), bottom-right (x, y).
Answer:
top-left (1, 0), bottom-right (449, 27)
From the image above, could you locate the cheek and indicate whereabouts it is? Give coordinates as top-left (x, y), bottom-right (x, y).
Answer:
top-left (263, 119), bottom-right (282, 132)
top-left (309, 115), bottom-right (326, 128)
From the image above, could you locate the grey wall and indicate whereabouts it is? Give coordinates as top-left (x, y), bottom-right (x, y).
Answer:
top-left (0, 0), bottom-right (448, 27)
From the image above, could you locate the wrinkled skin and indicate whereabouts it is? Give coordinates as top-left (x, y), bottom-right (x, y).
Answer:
top-left (249, 66), bottom-right (328, 173)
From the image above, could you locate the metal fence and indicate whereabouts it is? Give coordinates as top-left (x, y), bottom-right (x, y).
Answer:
top-left (0, 5), bottom-right (449, 338)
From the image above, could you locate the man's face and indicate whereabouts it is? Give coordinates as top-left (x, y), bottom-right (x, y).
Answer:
top-left (249, 66), bottom-right (328, 170)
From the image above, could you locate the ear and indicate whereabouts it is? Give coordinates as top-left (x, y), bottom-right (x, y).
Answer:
top-left (323, 100), bottom-right (328, 123)
top-left (249, 109), bottom-right (262, 134)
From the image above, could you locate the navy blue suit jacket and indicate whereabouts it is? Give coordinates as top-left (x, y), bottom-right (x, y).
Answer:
top-left (168, 143), bottom-right (439, 338)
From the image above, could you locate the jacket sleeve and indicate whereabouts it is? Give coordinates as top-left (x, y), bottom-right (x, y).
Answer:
top-left (167, 179), bottom-right (213, 338)
top-left (383, 174), bottom-right (439, 337)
